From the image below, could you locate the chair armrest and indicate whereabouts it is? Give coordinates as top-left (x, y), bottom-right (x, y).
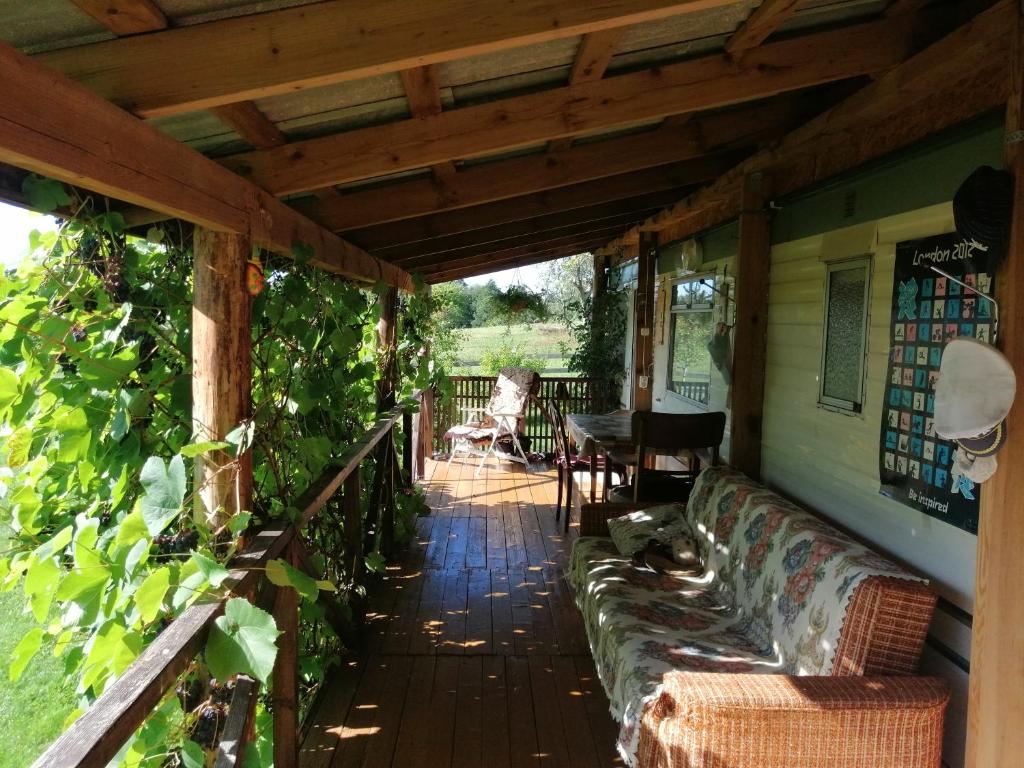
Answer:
top-left (639, 673), bottom-right (949, 768)
top-left (579, 502), bottom-right (648, 536)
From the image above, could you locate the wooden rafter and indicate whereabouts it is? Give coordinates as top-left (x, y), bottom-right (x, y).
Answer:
top-left (222, 17), bottom-right (917, 196)
top-left (399, 65), bottom-right (460, 185)
top-left (210, 102), bottom-right (287, 150)
top-left (70, 0), bottom-right (166, 35)
top-left (41, 0), bottom-right (734, 117)
top-left (421, 236), bottom-right (615, 282)
top-left (363, 190), bottom-right (684, 258)
top-left (724, 0), bottom-right (802, 57)
top-left (0, 41), bottom-right (411, 290)
top-left (292, 96), bottom-right (784, 232)
top-left (344, 169), bottom-right (701, 249)
top-left (600, 0), bottom-right (1014, 258)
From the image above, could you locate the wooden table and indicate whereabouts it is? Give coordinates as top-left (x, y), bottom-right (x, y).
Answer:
top-left (565, 412), bottom-right (634, 503)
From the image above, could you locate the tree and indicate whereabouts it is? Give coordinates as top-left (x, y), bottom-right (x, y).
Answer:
top-left (541, 254), bottom-right (594, 323)
top-left (432, 281), bottom-right (474, 328)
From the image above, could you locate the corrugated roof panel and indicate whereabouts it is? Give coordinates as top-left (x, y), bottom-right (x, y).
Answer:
top-left (147, 110), bottom-right (247, 156)
top-left (0, 0), bottom-right (111, 51)
top-left (617, 2), bottom-right (756, 53)
top-left (438, 37), bottom-right (579, 88)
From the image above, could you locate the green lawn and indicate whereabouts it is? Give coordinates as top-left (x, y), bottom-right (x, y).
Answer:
top-left (453, 322), bottom-right (573, 375)
top-left (0, 546), bottom-right (77, 767)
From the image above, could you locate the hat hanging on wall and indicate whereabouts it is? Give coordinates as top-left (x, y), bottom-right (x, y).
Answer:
top-left (934, 337), bottom-right (1016, 482)
top-left (952, 165), bottom-right (1015, 254)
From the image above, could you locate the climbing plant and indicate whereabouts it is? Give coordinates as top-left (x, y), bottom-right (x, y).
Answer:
top-left (0, 177), bottom-right (443, 764)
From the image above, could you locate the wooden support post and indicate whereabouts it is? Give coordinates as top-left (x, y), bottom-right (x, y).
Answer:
top-left (729, 173), bottom-right (771, 479)
top-left (402, 409), bottom-right (413, 487)
top-left (376, 287), bottom-right (399, 407)
top-left (192, 228), bottom-right (252, 529)
top-left (966, 11), bottom-right (1024, 766)
top-left (416, 388), bottom-right (435, 477)
top-left (272, 542), bottom-right (299, 768)
top-left (343, 470), bottom-right (364, 585)
top-left (381, 427), bottom-right (397, 557)
top-left (632, 231), bottom-right (657, 411)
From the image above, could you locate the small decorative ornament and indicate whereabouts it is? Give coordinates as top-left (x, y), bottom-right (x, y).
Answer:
top-left (246, 257), bottom-right (265, 296)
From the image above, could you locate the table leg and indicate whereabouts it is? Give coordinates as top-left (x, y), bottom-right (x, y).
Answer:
top-left (590, 447), bottom-right (597, 504)
top-left (603, 450), bottom-right (612, 502)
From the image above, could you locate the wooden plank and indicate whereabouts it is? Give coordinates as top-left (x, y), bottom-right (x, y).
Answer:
top-left (298, 660), bottom-right (364, 767)
top-left (272, 577), bottom-right (299, 767)
top-left (574, 656), bottom-right (623, 765)
top-left (487, 505), bottom-right (508, 571)
top-left (481, 656), bottom-right (513, 768)
top-left (444, 516), bottom-right (470, 569)
top-left (452, 656), bottom-right (485, 768)
top-left (551, 656), bottom-right (601, 767)
top-left (966, 7), bottom-right (1024, 766)
top-left (210, 101), bottom-right (287, 149)
top-left (192, 228), bottom-right (252, 528)
top-left (439, 569), bottom-right (469, 653)
top-left (70, 0), bottom-right (166, 34)
top-left (43, 0), bottom-right (735, 116)
top-left (724, 0), bottom-right (802, 57)
top-left (464, 569), bottom-right (493, 654)
top-left (466, 516), bottom-right (488, 568)
top-left (379, 569), bottom-right (425, 655)
top-left (491, 570), bottom-right (516, 654)
top-left (503, 502), bottom-right (530, 569)
top-left (224, 18), bottom-right (916, 195)
top-left (343, 471), bottom-right (364, 585)
top-left (507, 656), bottom-right (541, 768)
top-left (601, 0), bottom-right (1015, 259)
top-left (331, 657), bottom-right (390, 768)
top-left (410, 568), bottom-right (447, 654)
top-left (632, 231), bottom-right (657, 411)
top-left (401, 64), bottom-right (444, 117)
top-left (214, 675), bottom-right (258, 768)
top-left (528, 656), bottom-right (571, 766)
top-left (0, 42), bottom-right (412, 291)
top-left (570, 28), bottom-right (625, 83)
top-left (391, 656), bottom-right (438, 765)
top-left (361, 655), bottom-right (414, 768)
top-left (729, 172), bottom-right (771, 479)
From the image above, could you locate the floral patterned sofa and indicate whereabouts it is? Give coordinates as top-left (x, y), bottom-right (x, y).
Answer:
top-left (568, 466), bottom-right (949, 768)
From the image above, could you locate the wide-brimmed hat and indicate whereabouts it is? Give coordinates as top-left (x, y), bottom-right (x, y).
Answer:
top-left (953, 165), bottom-right (1014, 252)
top-left (934, 337), bottom-right (1016, 456)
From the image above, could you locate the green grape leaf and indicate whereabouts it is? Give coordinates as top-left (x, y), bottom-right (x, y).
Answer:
top-left (205, 598), bottom-right (280, 684)
top-left (115, 510), bottom-right (150, 549)
top-left (9, 628), bottom-right (44, 681)
top-left (24, 556), bottom-right (60, 622)
top-left (179, 741), bottom-right (205, 768)
top-left (315, 580), bottom-right (338, 593)
top-left (55, 566), bottom-right (110, 603)
top-left (190, 551), bottom-right (229, 588)
top-left (365, 551), bottom-right (386, 574)
top-left (139, 455), bottom-right (187, 536)
top-left (180, 441), bottom-right (230, 458)
top-left (0, 367), bottom-right (20, 413)
top-left (6, 426), bottom-right (32, 468)
top-left (21, 175), bottom-right (70, 213)
top-left (227, 511), bottom-right (252, 536)
top-left (225, 422), bottom-right (255, 456)
top-left (135, 567), bottom-right (171, 623)
top-left (265, 558), bottom-right (318, 601)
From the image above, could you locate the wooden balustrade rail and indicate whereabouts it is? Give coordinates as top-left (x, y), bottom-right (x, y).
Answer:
top-left (430, 375), bottom-right (608, 455)
top-left (32, 395), bottom-right (422, 768)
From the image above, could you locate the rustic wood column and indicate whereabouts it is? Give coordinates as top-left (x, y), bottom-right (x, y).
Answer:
top-left (376, 286), bottom-right (399, 407)
top-left (729, 172), bottom-right (771, 479)
top-left (631, 231), bottom-right (657, 411)
top-left (415, 388), bottom-right (435, 478)
top-left (966, 13), bottom-right (1024, 766)
top-left (272, 542), bottom-right (300, 767)
top-left (192, 227), bottom-right (252, 528)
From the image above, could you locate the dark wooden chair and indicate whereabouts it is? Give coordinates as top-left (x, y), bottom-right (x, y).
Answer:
top-left (546, 399), bottom-right (626, 532)
top-left (607, 410), bottom-right (726, 504)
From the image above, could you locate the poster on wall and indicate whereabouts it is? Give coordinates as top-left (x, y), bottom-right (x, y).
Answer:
top-left (878, 232), bottom-right (997, 535)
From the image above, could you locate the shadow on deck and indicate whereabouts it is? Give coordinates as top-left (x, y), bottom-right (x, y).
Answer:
top-left (300, 457), bottom-right (623, 767)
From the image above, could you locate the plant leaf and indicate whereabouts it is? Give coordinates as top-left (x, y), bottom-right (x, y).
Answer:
top-left (205, 598), bottom-right (280, 684)
top-left (139, 455), bottom-right (187, 536)
top-left (266, 558), bottom-right (319, 601)
top-left (9, 628), bottom-right (44, 681)
top-left (190, 551), bottom-right (229, 588)
top-left (135, 567), bottom-right (171, 623)
top-left (180, 441), bottom-right (230, 458)
top-left (179, 741), bottom-right (205, 768)
top-left (21, 175), bottom-right (70, 213)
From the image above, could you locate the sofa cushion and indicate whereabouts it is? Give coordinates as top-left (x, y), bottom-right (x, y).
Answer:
top-left (606, 503), bottom-right (694, 558)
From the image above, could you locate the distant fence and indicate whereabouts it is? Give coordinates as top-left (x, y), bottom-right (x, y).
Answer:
top-left (673, 380), bottom-right (711, 404)
top-left (432, 375), bottom-right (610, 455)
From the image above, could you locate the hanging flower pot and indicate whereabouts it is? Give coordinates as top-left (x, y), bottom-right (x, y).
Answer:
top-left (489, 285), bottom-right (548, 323)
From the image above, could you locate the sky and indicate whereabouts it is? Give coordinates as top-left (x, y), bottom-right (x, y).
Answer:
top-left (0, 201), bottom-right (57, 267)
top-left (462, 262), bottom-right (549, 290)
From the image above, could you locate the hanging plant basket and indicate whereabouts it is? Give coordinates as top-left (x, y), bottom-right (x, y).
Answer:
top-left (489, 285), bottom-right (548, 323)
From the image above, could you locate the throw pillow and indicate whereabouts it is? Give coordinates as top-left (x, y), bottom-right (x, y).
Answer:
top-left (607, 504), bottom-right (696, 559)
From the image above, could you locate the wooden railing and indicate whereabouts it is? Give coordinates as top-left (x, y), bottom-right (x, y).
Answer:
top-left (431, 375), bottom-right (608, 455)
top-left (33, 396), bottom-right (424, 768)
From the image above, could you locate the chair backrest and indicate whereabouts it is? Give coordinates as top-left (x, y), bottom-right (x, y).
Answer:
top-left (631, 410), bottom-right (726, 500)
top-left (546, 398), bottom-right (571, 460)
top-left (485, 367), bottom-right (540, 418)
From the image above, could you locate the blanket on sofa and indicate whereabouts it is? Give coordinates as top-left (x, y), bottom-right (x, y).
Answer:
top-left (568, 466), bottom-right (923, 765)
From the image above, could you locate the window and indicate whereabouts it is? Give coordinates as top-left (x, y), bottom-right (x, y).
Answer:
top-left (667, 277), bottom-right (715, 406)
top-left (819, 258), bottom-right (871, 412)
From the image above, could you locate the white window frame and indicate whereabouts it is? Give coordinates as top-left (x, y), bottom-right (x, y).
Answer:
top-left (818, 256), bottom-right (872, 414)
top-left (666, 273), bottom-right (716, 409)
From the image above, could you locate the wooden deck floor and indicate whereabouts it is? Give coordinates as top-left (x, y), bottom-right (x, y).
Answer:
top-left (300, 457), bottom-right (623, 768)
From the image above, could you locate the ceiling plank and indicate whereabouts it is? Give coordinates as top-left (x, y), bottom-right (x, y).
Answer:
top-left (70, 0), bottom-right (167, 35)
top-left (223, 17), bottom-right (918, 196)
top-left (359, 190), bottom-right (684, 256)
top-left (549, 28), bottom-right (627, 151)
top-left (41, 0), bottom-right (734, 117)
top-left (0, 40), bottom-right (411, 290)
top-left (600, 0), bottom-right (1014, 258)
top-left (211, 101), bottom-right (287, 149)
top-left (724, 0), bottom-right (802, 57)
top-left (291, 96), bottom-right (785, 231)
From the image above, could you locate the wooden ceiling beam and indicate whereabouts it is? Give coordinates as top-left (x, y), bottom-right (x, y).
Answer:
top-left (0, 41), bottom-right (411, 290)
top-left (724, 0), bottom-right (802, 58)
top-left (70, 0), bottom-right (166, 35)
top-left (393, 213), bottom-right (651, 268)
top-left (41, 0), bottom-right (733, 117)
top-left (292, 97), bottom-right (799, 231)
top-left (600, 0), bottom-right (1014, 259)
top-left (423, 240), bottom-right (609, 283)
top-left (210, 101), bottom-right (287, 149)
top-left (223, 16), bottom-right (918, 196)
top-left (417, 234), bottom-right (617, 280)
top-left (360, 189), bottom-right (685, 257)
top-left (399, 65), bottom-right (460, 186)
top-left (345, 170), bottom-right (701, 250)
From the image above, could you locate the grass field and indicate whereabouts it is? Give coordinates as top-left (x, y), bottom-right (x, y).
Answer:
top-left (0, 563), bottom-right (77, 767)
top-left (452, 322), bottom-right (573, 375)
